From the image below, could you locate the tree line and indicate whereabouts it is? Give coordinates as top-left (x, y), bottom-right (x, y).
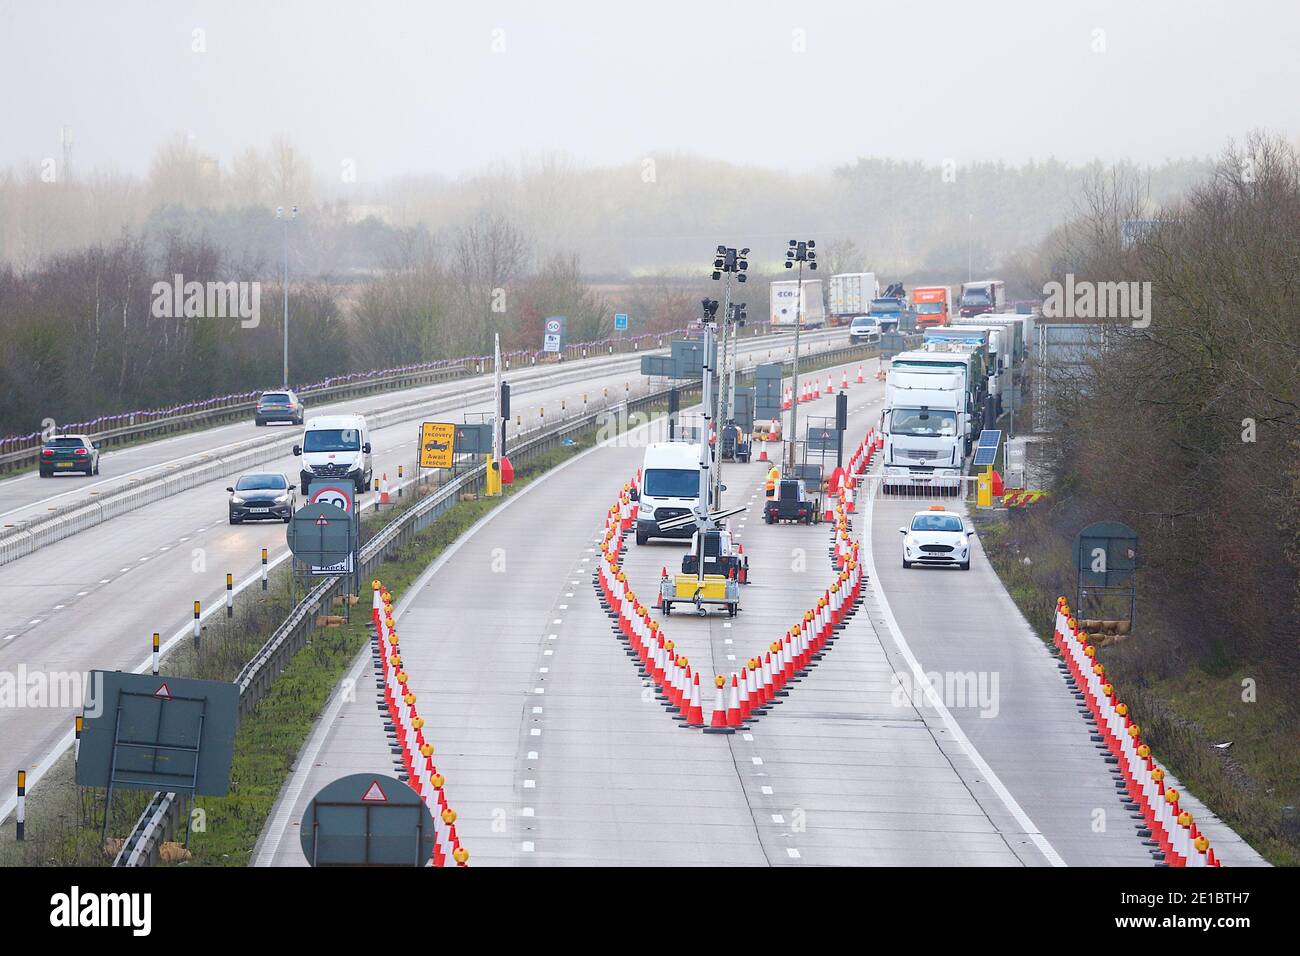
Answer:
top-left (1034, 134), bottom-right (1300, 678)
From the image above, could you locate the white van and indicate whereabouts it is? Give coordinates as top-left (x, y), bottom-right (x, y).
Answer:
top-left (293, 414), bottom-right (373, 495)
top-left (636, 442), bottom-right (702, 545)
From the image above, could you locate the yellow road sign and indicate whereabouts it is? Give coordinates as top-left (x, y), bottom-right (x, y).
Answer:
top-left (419, 422), bottom-right (456, 468)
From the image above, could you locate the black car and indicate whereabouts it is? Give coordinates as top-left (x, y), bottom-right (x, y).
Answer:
top-left (39, 435), bottom-right (100, 477)
top-left (254, 390), bottom-right (304, 426)
top-left (228, 473), bottom-right (296, 524)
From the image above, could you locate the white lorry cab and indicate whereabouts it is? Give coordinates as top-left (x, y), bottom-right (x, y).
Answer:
top-left (637, 441), bottom-right (703, 545)
top-left (882, 370), bottom-right (965, 494)
top-left (293, 414), bottom-right (373, 495)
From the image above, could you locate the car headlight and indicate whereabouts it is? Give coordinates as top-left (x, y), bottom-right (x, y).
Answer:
top-left (274, 493), bottom-right (290, 504)
top-left (231, 496), bottom-right (245, 505)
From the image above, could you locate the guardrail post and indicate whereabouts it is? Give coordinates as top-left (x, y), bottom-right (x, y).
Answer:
top-left (193, 600), bottom-right (201, 651)
top-left (262, 548), bottom-right (269, 590)
top-left (152, 632), bottom-right (160, 675)
top-left (226, 573), bottom-right (234, 617)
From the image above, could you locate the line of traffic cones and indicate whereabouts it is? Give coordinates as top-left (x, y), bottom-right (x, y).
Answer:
top-left (372, 580), bottom-right (469, 867)
top-left (592, 437), bottom-right (870, 732)
top-left (1054, 598), bottom-right (1221, 868)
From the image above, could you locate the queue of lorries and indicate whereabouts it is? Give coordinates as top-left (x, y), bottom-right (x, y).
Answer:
top-left (767, 271), bottom-right (1029, 495)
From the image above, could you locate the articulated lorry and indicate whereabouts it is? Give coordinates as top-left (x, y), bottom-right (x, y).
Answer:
top-left (911, 285), bottom-right (952, 329)
top-left (953, 312), bottom-right (1027, 366)
top-left (881, 369), bottom-right (966, 494)
top-left (959, 279), bottom-right (1005, 317)
top-left (890, 344), bottom-right (988, 455)
top-left (827, 272), bottom-right (879, 325)
top-left (923, 326), bottom-right (1006, 413)
top-left (769, 278), bottom-right (826, 329)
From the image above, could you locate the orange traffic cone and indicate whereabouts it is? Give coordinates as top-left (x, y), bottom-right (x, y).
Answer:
top-left (726, 674), bottom-right (743, 727)
top-left (705, 675), bottom-right (731, 733)
top-left (856, 366), bottom-right (865, 384)
top-left (685, 672), bottom-right (704, 726)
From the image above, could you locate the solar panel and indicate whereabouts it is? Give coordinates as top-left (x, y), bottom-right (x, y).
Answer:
top-left (973, 429), bottom-right (1001, 467)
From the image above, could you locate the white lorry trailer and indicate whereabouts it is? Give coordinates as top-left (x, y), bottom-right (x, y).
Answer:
top-left (769, 278), bottom-right (826, 329)
top-left (827, 272), bottom-right (879, 325)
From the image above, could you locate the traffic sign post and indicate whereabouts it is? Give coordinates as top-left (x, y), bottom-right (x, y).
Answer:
top-left (1075, 521), bottom-right (1139, 628)
top-left (418, 422), bottom-right (456, 470)
top-left (77, 671), bottom-right (239, 843)
top-left (299, 773), bottom-right (436, 866)
top-left (287, 502), bottom-right (360, 618)
top-left (543, 316), bottom-right (566, 355)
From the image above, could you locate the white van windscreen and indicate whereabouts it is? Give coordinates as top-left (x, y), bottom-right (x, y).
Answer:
top-left (644, 468), bottom-right (698, 498)
top-left (304, 428), bottom-right (361, 452)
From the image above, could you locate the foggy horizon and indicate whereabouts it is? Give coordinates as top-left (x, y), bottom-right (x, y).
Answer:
top-left (4, 0), bottom-right (1298, 183)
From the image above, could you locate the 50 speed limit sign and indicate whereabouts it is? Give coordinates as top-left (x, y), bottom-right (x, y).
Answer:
top-left (309, 482), bottom-right (355, 514)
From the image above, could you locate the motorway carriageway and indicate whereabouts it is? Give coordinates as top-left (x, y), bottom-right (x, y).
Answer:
top-left (0, 328), bottom-right (840, 528)
top-left (0, 329), bottom-right (849, 824)
top-left (257, 361), bottom-right (1263, 866)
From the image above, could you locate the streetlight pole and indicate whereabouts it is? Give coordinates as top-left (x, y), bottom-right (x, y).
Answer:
top-left (785, 239), bottom-right (817, 470)
top-left (276, 204), bottom-right (298, 389)
top-left (710, 246), bottom-right (748, 510)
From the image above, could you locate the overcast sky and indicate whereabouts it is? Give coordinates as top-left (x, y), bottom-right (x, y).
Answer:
top-left (3, 0), bottom-right (1297, 182)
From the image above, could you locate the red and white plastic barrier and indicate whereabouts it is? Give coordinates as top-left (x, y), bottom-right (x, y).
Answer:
top-left (1054, 598), bottom-right (1221, 867)
top-left (595, 458), bottom-right (865, 733)
top-left (372, 580), bottom-right (470, 867)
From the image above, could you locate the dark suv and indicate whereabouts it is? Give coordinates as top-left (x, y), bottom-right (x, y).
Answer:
top-left (254, 390), bottom-right (304, 426)
top-left (39, 435), bottom-right (100, 477)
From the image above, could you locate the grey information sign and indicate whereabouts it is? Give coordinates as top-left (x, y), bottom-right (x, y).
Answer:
top-left (76, 671), bottom-right (238, 796)
top-left (1076, 521), bottom-right (1138, 589)
top-left (640, 355), bottom-right (677, 378)
top-left (732, 387), bottom-right (755, 431)
top-left (880, 331), bottom-right (908, 358)
top-left (300, 773), bottom-right (436, 866)
top-left (753, 362), bottom-right (783, 422)
top-left (671, 338), bottom-right (715, 379)
top-left (287, 503), bottom-right (357, 570)
top-left (806, 425), bottom-right (841, 453)
top-left (453, 423), bottom-right (494, 455)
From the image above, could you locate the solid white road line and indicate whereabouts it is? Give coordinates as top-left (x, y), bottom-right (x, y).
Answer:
top-left (859, 485), bottom-right (1066, 867)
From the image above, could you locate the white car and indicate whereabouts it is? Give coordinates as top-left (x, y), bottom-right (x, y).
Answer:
top-left (899, 506), bottom-right (974, 570)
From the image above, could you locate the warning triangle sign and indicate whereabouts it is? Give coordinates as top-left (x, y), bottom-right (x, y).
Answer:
top-left (154, 683), bottom-right (172, 699)
top-left (315, 516), bottom-right (330, 526)
top-left (360, 780), bottom-right (388, 802)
